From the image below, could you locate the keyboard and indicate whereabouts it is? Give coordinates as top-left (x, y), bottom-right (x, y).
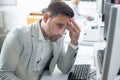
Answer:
top-left (97, 49), bottom-right (105, 73)
top-left (68, 64), bottom-right (90, 80)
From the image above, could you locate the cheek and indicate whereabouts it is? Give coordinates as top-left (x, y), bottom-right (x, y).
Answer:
top-left (48, 25), bottom-right (57, 35)
top-left (50, 24), bottom-right (58, 32)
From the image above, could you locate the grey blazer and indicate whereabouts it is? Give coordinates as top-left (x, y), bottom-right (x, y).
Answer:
top-left (0, 21), bottom-right (78, 80)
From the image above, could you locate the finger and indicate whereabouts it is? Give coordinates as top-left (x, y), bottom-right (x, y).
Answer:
top-left (70, 18), bottom-right (80, 32)
top-left (67, 23), bottom-right (77, 36)
top-left (68, 21), bottom-right (80, 34)
top-left (68, 21), bottom-right (76, 32)
top-left (69, 22), bottom-right (76, 32)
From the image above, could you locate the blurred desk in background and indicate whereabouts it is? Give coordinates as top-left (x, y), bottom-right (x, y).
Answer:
top-left (27, 12), bottom-right (43, 24)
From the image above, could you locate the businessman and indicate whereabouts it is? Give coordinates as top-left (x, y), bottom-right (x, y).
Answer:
top-left (0, 2), bottom-right (80, 80)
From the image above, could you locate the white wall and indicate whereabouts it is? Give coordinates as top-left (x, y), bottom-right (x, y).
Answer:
top-left (0, 0), bottom-right (51, 31)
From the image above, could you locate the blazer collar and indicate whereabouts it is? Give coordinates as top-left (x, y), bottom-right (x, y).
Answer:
top-left (30, 20), bottom-right (40, 39)
top-left (31, 19), bottom-right (47, 42)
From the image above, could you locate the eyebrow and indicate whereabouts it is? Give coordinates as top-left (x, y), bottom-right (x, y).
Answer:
top-left (57, 23), bottom-right (65, 26)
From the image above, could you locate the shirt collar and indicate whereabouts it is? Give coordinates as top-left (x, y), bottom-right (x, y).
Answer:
top-left (37, 19), bottom-right (46, 42)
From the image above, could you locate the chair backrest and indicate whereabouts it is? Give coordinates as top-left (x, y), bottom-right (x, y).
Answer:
top-left (0, 33), bottom-right (7, 53)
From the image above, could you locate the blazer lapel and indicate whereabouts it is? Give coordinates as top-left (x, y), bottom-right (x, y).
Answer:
top-left (29, 22), bottom-right (39, 69)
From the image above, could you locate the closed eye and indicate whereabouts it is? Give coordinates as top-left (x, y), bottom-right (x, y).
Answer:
top-left (56, 23), bottom-right (64, 29)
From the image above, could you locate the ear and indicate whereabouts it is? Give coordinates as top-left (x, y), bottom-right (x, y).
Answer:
top-left (43, 13), bottom-right (49, 23)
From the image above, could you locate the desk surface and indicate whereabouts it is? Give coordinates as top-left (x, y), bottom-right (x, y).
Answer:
top-left (41, 66), bottom-right (68, 80)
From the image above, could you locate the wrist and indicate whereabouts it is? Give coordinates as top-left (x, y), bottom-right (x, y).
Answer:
top-left (69, 43), bottom-right (79, 50)
top-left (70, 41), bottom-right (78, 46)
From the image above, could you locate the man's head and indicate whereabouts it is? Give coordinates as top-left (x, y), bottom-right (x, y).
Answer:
top-left (50, 0), bottom-right (63, 3)
top-left (41, 2), bottom-right (74, 42)
top-left (46, 1), bottom-right (74, 18)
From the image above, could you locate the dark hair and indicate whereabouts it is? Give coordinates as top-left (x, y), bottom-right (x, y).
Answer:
top-left (50, 0), bottom-right (63, 3)
top-left (46, 2), bottom-right (74, 18)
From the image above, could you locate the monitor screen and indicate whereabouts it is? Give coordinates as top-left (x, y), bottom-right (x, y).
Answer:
top-left (102, 4), bottom-right (120, 80)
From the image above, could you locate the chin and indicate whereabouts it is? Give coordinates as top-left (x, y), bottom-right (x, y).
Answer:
top-left (51, 39), bottom-right (58, 42)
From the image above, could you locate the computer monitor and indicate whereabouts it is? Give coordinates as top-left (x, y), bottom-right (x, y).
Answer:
top-left (106, 0), bottom-right (115, 3)
top-left (104, 2), bottom-right (115, 40)
top-left (101, 0), bottom-right (119, 21)
top-left (101, 5), bottom-right (120, 80)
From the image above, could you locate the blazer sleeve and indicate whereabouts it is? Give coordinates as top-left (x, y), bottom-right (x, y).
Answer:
top-left (0, 29), bottom-right (22, 80)
top-left (57, 38), bottom-right (78, 74)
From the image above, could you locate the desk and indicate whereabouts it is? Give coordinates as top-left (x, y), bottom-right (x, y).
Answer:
top-left (27, 13), bottom-right (43, 24)
top-left (41, 66), bottom-right (68, 80)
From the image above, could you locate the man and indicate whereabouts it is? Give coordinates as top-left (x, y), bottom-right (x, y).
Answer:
top-left (0, 2), bottom-right (80, 80)
top-left (70, 0), bottom-right (94, 21)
